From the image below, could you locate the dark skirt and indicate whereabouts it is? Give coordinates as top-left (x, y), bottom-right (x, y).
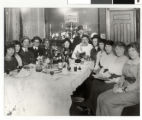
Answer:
top-left (72, 75), bottom-right (94, 99)
top-left (86, 78), bottom-right (114, 115)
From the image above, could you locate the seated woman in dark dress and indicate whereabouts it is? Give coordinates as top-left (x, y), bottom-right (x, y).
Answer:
top-left (90, 35), bottom-right (100, 61)
top-left (84, 41), bottom-right (128, 115)
top-left (62, 38), bottom-right (72, 62)
top-left (19, 36), bottom-right (35, 65)
top-left (4, 43), bottom-right (18, 74)
top-left (13, 40), bottom-right (23, 68)
top-left (42, 38), bottom-right (52, 58)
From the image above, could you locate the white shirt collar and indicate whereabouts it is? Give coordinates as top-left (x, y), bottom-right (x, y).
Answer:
top-left (33, 46), bottom-right (38, 50)
top-left (22, 47), bottom-right (28, 52)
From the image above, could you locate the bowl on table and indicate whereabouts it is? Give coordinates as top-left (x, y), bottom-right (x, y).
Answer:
top-left (75, 59), bottom-right (81, 63)
top-left (42, 67), bottom-right (62, 75)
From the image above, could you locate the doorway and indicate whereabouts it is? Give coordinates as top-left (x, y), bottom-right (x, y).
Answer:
top-left (106, 8), bottom-right (137, 44)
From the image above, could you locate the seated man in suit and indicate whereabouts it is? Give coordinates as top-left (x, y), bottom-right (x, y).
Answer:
top-left (71, 25), bottom-right (84, 51)
top-left (19, 36), bottom-right (35, 65)
top-left (29, 36), bottom-right (44, 60)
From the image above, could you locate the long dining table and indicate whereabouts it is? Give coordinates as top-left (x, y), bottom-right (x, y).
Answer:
top-left (4, 60), bottom-right (94, 116)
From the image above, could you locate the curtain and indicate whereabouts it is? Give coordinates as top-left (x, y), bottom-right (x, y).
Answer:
top-left (21, 8), bottom-right (45, 39)
top-left (5, 8), bottom-right (46, 42)
top-left (5, 8), bottom-right (20, 42)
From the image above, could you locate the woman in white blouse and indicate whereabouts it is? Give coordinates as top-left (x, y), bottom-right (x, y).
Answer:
top-left (94, 40), bottom-right (117, 76)
top-left (72, 35), bottom-right (93, 59)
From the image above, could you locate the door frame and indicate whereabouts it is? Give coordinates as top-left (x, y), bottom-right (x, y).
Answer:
top-left (106, 8), bottom-right (137, 42)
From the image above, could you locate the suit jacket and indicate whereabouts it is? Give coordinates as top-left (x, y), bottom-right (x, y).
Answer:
top-left (29, 46), bottom-right (44, 60)
top-left (71, 35), bottom-right (82, 51)
top-left (19, 48), bottom-right (35, 65)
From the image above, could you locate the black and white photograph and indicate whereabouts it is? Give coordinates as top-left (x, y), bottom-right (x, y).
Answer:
top-left (4, 7), bottom-right (140, 116)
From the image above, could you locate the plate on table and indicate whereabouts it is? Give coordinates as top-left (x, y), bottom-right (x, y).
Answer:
top-left (42, 68), bottom-right (62, 74)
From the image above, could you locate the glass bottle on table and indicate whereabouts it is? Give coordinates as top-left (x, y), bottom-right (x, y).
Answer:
top-left (49, 58), bottom-right (54, 75)
top-left (35, 59), bottom-right (42, 72)
top-left (58, 56), bottom-right (63, 70)
top-left (66, 56), bottom-right (71, 71)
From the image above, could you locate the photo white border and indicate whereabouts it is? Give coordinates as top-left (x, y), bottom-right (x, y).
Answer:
top-left (68, 0), bottom-right (91, 4)
top-left (67, 0), bottom-right (139, 4)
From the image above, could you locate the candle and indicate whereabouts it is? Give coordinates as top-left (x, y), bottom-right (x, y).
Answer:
top-left (61, 23), bottom-right (63, 29)
top-left (49, 24), bottom-right (52, 36)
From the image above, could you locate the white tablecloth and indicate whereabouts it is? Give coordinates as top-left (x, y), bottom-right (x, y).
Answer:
top-left (4, 61), bottom-right (94, 116)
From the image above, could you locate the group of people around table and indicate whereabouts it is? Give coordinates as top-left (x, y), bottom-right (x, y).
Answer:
top-left (4, 25), bottom-right (140, 116)
top-left (4, 36), bottom-right (72, 74)
top-left (71, 34), bottom-right (140, 116)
